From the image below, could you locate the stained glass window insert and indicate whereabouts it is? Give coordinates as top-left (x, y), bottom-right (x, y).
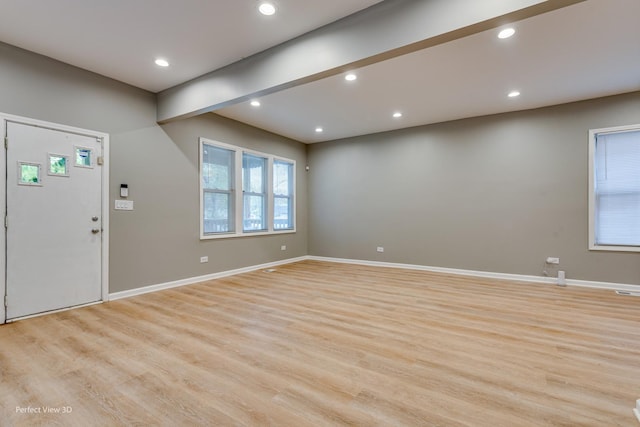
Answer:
top-left (18, 162), bottom-right (42, 186)
top-left (48, 154), bottom-right (69, 176)
top-left (75, 147), bottom-right (92, 168)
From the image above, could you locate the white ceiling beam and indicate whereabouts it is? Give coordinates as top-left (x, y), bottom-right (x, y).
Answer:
top-left (157, 0), bottom-right (585, 123)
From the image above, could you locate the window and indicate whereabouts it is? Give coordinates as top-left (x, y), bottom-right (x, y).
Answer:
top-left (274, 160), bottom-right (294, 230)
top-left (589, 124), bottom-right (640, 251)
top-left (18, 162), bottom-right (42, 186)
top-left (243, 153), bottom-right (267, 232)
top-left (200, 138), bottom-right (296, 239)
top-left (48, 154), bottom-right (70, 177)
top-left (202, 144), bottom-right (235, 234)
top-left (74, 146), bottom-right (93, 168)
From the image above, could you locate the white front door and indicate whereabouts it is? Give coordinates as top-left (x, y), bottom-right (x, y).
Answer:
top-left (5, 121), bottom-right (103, 320)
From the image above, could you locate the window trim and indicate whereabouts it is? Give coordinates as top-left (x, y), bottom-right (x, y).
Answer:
top-left (242, 152), bottom-right (268, 233)
top-left (199, 137), bottom-right (296, 240)
top-left (273, 158), bottom-right (295, 231)
top-left (588, 123), bottom-right (640, 253)
top-left (200, 141), bottom-right (237, 235)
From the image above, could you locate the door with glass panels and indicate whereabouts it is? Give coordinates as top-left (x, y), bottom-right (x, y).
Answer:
top-left (5, 121), bottom-right (103, 320)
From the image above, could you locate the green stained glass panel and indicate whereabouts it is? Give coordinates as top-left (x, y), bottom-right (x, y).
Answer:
top-left (49, 154), bottom-right (68, 176)
top-left (19, 162), bottom-right (41, 185)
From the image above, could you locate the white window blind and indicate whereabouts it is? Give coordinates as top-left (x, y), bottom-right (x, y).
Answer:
top-left (594, 129), bottom-right (640, 247)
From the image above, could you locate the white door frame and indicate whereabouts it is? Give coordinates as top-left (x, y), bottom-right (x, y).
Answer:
top-left (0, 113), bottom-right (109, 324)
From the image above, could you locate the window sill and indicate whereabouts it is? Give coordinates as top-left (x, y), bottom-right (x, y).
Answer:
top-left (589, 244), bottom-right (640, 253)
top-left (200, 229), bottom-right (296, 240)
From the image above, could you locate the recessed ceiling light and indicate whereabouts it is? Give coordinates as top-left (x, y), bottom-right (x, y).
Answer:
top-left (508, 90), bottom-right (521, 98)
top-left (345, 73), bottom-right (357, 81)
top-left (498, 28), bottom-right (516, 39)
top-left (250, 100), bottom-right (261, 107)
top-left (259, 2), bottom-right (276, 15)
top-left (154, 58), bottom-right (169, 67)
top-left (393, 112), bottom-right (403, 118)
top-left (315, 127), bottom-right (323, 133)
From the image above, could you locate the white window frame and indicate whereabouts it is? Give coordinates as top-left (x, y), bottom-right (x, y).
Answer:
top-left (242, 151), bottom-right (269, 233)
top-left (201, 141), bottom-right (237, 235)
top-left (199, 137), bottom-right (296, 240)
top-left (588, 123), bottom-right (640, 252)
top-left (273, 158), bottom-right (295, 231)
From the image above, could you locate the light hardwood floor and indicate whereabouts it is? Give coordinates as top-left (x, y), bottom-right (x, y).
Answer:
top-left (1, 260), bottom-right (639, 426)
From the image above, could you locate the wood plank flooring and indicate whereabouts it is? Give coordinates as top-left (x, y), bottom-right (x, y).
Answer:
top-left (1, 260), bottom-right (639, 426)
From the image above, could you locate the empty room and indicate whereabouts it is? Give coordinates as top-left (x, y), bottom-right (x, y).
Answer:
top-left (1, 0), bottom-right (639, 425)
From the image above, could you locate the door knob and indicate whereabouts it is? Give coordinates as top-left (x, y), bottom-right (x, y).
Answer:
top-left (91, 228), bottom-right (100, 234)
top-left (92, 216), bottom-right (99, 222)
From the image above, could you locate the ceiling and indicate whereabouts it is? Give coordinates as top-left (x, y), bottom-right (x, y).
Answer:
top-left (1, 0), bottom-right (639, 144)
top-left (0, 0), bottom-right (383, 92)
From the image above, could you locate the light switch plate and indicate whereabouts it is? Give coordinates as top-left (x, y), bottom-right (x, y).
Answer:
top-left (115, 200), bottom-right (134, 211)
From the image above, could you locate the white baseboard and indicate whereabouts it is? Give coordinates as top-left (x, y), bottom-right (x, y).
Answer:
top-left (307, 256), bottom-right (640, 292)
top-left (108, 256), bottom-right (307, 301)
top-left (6, 300), bottom-right (103, 323)
top-left (109, 255), bottom-right (639, 303)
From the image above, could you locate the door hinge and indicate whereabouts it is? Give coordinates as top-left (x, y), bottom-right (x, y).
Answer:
top-left (4, 216), bottom-right (7, 229)
top-left (4, 137), bottom-right (7, 150)
top-left (4, 294), bottom-right (7, 308)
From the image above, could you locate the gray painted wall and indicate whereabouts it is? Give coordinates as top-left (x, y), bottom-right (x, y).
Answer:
top-left (308, 92), bottom-right (640, 285)
top-left (0, 42), bottom-right (308, 293)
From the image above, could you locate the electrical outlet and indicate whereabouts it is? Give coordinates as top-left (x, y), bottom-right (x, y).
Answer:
top-left (281, 245), bottom-right (286, 251)
top-left (377, 247), bottom-right (384, 253)
top-left (200, 256), bottom-right (208, 263)
top-left (546, 257), bottom-right (560, 264)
